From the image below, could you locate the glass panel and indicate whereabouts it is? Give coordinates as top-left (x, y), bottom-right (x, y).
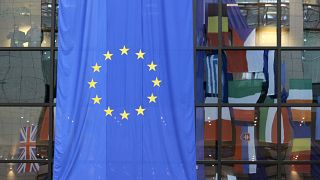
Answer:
top-left (222, 107), bottom-right (278, 161)
top-left (0, 107), bottom-right (49, 160)
top-left (281, 51), bottom-right (320, 103)
top-left (196, 51), bottom-right (219, 104)
top-left (197, 164), bottom-right (217, 180)
top-left (0, 51), bottom-right (50, 103)
top-left (222, 164), bottom-right (277, 179)
top-left (196, 1), bottom-right (277, 47)
top-left (0, 1), bottom-right (53, 47)
top-left (223, 50), bottom-right (277, 104)
top-left (0, 163), bottom-right (48, 179)
top-left (280, 164), bottom-right (316, 179)
top-left (281, 1), bottom-right (320, 46)
top-left (281, 107), bottom-right (320, 162)
top-left (196, 107), bottom-right (218, 160)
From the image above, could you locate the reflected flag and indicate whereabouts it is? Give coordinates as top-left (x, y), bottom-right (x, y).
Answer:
top-left (204, 97), bottom-right (232, 142)
top-left (205, 55), bottom-right (218, 95)
top-left (287, 79), bottom-right (313, 122)
top-left (234, 125), bottom-right (256, 174)
top-left (206, 3), bottom-right (229, 46)
top-left (259, 100), bottom-right (291, 144)
top-left (228, 80), bottom-right (262, 122)
top-left (17, 125), bottom-right (39, 173)
top-left (290, 121), bottom-right (311, 173)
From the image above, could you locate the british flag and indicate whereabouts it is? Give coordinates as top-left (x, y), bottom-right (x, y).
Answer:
top-left (17, 125), bottom-right (39, 173)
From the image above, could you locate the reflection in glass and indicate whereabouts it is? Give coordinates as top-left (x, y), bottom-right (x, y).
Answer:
top-left (6, 25), bottom-right (26, 47)
top-left (0, 163), bottom-right (48, 179)
top-left (0, 51), bottom-right (50, 103)
top-left (281, 107), bottom-right (320, 164)
top-left (197, 164), bottom-right (217, 180)
top-left (282, 51), bottom-right (320, 103)
top-left (281, 165), bottom-right (317, 179)
top-left (222, 164), bottom-right (277, 179)
top-left (196, 106), bottom-right (218, 160)
top-left (195, 51), bottom-right (219, 104)
top-left (0, 107), bottom-right (49, 161)
top-left (282, 1), bottom-right (320, 46)
top-left (0, 0), bottom-right (53, 47)
top-left (223, 50), bottom-right (276, 104)
top-left (222, 106), bottom-right (287, 161)
top-left (196, 50), bottom-right (277, 104)
top-left (198, 106), bottom-right (283, 161)
top-left (196, 1), bottom-right (277, 47)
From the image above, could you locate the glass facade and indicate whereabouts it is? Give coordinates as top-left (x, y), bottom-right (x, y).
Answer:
top-left (0, 0), bottom-right (319, 179)
top-left (0, 0), bottom-right (56, 179)
top-left (195, 0), bottom-right (320, 179)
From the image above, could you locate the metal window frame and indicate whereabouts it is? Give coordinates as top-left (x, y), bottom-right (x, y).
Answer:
top-left (193, 0), bottom-right (320, 179)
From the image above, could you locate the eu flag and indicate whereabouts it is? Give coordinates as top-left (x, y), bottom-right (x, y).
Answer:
top-left (54, 0), bottom-right (195, 179)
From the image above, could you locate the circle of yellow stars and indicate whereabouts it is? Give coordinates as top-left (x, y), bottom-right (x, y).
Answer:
top-left (88, 45), bottom-right (161, 121)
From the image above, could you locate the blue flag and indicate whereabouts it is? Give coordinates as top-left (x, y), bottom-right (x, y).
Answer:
top-left (54, 0), bottom-right (195, 179)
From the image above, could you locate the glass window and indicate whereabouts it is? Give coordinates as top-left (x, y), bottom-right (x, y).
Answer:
top-left (281, 50), bottom-right (320, 103)
top-left (0, 163), bottom-right (48, 179)
top-left (222, 164), bottom-right (277, 179)
top-left (0, 0), bottom-right (55, 178)
top-left (0, 1), bottom-right (53, 47)
top-left (196, 51), bottom-right (219, 104)
top-left (197, 164), bottom-right (217, 180)
top-left (223, 50), bottom-right (277, 104)
top-left (0, 107), bottom-right (49, 160)
top-left (281, 107), bottom-right (319, 162)
top-left (281, 1), bottom-right (320, 46)
top-left (281, 164), bottom-right (316, 179)
top-left (196, 1), bottom-right (277, 47)
top-left (0, 51), bottom-right (51, 103)
top-left (197, 107), bottom-right (218, 161)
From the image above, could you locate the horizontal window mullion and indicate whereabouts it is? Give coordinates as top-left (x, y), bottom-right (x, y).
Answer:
top-left (0, 47), bottom-right (57, 51)
top-left (0, 103), bottom-right (55, 107)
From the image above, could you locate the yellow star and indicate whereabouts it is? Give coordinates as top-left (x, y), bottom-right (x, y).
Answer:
top-left (152, 77), bottom-right (161, 87)
top-left (119, 46), bottom-right (129, 55)
top-left (92, 63), bottom-right (102, 72)
top-left (147, 61), bottom-right (157, 71)
top-left (88, 79), bottom-right (98, 88)
top-left (147, 93), bottom-right (157, 103)
top-left (104, 106), bottom-right (114, 116)
top-left (135, 49), bottom-right (145, 59)
top-left (92, 95), bottom-right (102, 104)
top-left (120, 110), bottom-right (130, 120)
top-left (135, 106), bottom-right (145, 116)
top-left (103, 51), bottom-right (113, 60)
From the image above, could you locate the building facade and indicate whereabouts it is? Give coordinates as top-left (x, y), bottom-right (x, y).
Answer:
top-left (0, 0), bottom-right (319, 179)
